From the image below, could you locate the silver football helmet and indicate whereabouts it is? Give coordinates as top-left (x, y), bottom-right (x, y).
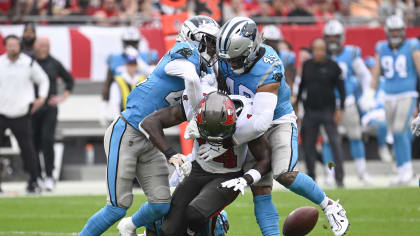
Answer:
top-left (177, 15), bottom-right (220, 65)
top-left (122, 27), bottom-right (141, 49)
top-left (262, 25), bottom-right (283, 41)
top-left (217, 17), bottom-right (262, 75)
top-left (385, 15), bottom-right (406, 47)
top-left (323, 20), bottom-right (345, 53)
top-left (196, 92), bottom-right (237, 145)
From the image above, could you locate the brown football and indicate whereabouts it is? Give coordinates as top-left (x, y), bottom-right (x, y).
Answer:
top-left (282, 206), bottom-right (319, 236)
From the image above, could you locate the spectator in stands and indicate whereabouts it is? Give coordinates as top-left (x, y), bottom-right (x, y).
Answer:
top-left (273, 0), bottom-right (292, 17)
top-left (312, 0), bottom-right (334, 26)
top-left (21, 23), bottom-right (37, 57)
top-left (287, 0), bottom-right (315, 24)
top-left (94, 0), bottom-right (121, 25)
top-left (120, 0), bottom-right (138, 19)
top-left (32, 37), bottom-right (74, 191)
top-left (223, 0), bottom-right (249, 20)
top-left (350, 0), bottom-right (379, 19)
top-left (0, 35), bottom-right (49, 193)
top-left (379, 0), bottom-right (408, 23)
top-left (296, 38), bottom-right (345, 186)
top-left (106, 47), bottom-right (147, 122)
top-left (253, 0), bottom-right (274, 19)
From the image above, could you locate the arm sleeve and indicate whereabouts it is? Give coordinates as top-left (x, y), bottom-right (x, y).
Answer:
top-left (296, 62), bottom-right (307, 103)
top-left (335, 63), bottom-right (346, 109)
top-left (57, 60), bottom-right (74, 92)
top-left (165, 59), bottom-right (202, 114)
top-left (352, 57), bottom-right (372, 91)
top-left (232, 92), bottom-right (277, 145)
top-left (31, 61), bottom-right (50, 98)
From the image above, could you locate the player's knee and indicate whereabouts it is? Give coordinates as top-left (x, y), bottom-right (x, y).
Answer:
top-left (276, 171), bottom-right (298, 187)
top-left (186, 205), bottom-right (206, 232)
top-left (347, 129), bottom-right (362, 140)
top-left (251, 185), bottom-right (272, 196)
top-left (149, 202), bottom-right (171, 218)
top-left (116, 193), bottom-right (134, 208)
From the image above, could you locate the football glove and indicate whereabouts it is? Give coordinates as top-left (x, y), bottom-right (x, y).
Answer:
top-left (220, 177), bottom-right (247, 195)
top-left (168, 153), bottom-right (186, 177)
top-left (411, 115), bottom-right (420, 136)
top-left (198, 143), bottom-right (228, 162)
top-left (184, 119), bottom-right (200, 140)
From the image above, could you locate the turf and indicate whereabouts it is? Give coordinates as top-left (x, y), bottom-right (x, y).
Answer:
top-left (0, 187), bottom-right (419, 235)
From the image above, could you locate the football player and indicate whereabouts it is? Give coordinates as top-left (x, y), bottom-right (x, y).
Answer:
top-left (323, 19), bottom-right (373, 184)
top-left (78, 16), bottom-right (219, 236)
top-left (215, 17), bottom-right (349, 236)
top-left (123, 89), bottom-right (272, 236)
top-left (102, 27), bottom-right (155, 101)
top-left (364, 15), bottom-right (420, 185)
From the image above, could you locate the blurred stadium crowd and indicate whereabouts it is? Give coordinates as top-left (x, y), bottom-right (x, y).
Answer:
top-left (3, 0), bottom-right (420, 26)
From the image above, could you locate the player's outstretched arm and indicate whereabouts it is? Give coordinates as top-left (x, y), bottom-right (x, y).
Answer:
top-left (140, 104), bottom-right (186, 157)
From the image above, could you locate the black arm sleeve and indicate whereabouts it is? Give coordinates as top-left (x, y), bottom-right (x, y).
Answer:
top-left (57, 60), bottom-right (74, 92)
top-left (244, 135), bottom-right (272, 184)
top-left (140, 104), bottom-right (187, 158)
top-left (334, 62), bottom-right (346, 110)
top-left (296, 61), bottom-right (307, 104)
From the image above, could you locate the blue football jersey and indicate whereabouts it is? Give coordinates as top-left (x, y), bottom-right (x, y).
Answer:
top-left (121, 42), bottom-right (202, 129)
top-left (332, 45), bottom-right (362, 98)
top-left (278, 50), bottom-right (296, 67)
top-left (106, 50), bottom-right (158, 76)
top-left (219, 44), bottom-right (293, 120)
top-left (376, 38), bottom-right (420, 95)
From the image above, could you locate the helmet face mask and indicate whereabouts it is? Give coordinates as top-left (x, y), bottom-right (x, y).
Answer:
top-left (195, 92), bottom-right (237, 146)
top-left (385, 15), bottom-right (406, 47)
top-left (177, 15), bottom-right (220, 66)
top-left (122, 27), bottom-right (141, 50)
top-left (324, 34), bottom-right (341, 53)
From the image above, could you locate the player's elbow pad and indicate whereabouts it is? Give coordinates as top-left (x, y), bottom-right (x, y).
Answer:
top-left (251, 92), bottom-right (277, 133)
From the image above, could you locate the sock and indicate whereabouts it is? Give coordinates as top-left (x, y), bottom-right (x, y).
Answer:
top-left (253, 195), bottom-right (280, 236)
top-left (375, 121), bottom-right (388, 147)
top-left (354, 158), bottom-right (366, 176)
top-left (393, 131), bottom-right (411, 167)
top-left (319, 196), bottom-right (329, 210)
top-left (287, 173), bottom-right (326, 205)
top-left (79, 205), bottom-right (126, 236)
top-left (322, 142), bottom-right (334, 165)
top-left (349, 139), bottom-right (365, 160)
top-left (132, 202), bottom-right (170, 228)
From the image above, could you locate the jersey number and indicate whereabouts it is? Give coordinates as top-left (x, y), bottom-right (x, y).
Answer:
top-left (213, 148), bottom-right (238, 168)
top-left (381, 55), bottom-right (407, 79)
top-left (226, 77), bottom-right (255, 98)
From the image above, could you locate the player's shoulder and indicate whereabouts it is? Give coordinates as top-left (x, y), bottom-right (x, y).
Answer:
top-left (250, 45), bottom-right (284, 78)
top-left (375, 40), bottom-right (388, 52)
top-left (343, 45), bottom-right (361, 57)
top-left (169, 41), bottom-right (200, 63)
top-left (405, 38), bottom-right (420, 48)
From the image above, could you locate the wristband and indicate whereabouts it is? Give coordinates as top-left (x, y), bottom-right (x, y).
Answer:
top-left (164, 147), bottom-right (177, 160)
top-left (245, 169), bottom-right (262, 184)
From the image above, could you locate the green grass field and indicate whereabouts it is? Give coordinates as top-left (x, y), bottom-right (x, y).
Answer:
top-left (0, 187), bottom-right (419, 236)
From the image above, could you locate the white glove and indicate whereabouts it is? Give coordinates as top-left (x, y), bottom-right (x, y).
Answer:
top-left (184, 120), bottom-right (200, 140)
top-left (168, 153), bottom-right (186, 177)
top-left (201, 73), bottom-right (216, 87)
top-left (359, 88), bottom-right (376, 112)
top-left (198, 143), bottom-right (228, 162)
top-left (411, 115), bottom-right (420, 136)
top-left (180, 155), bottom-right (192, 176)
top-left (220, 177), bottom-right (248, 195)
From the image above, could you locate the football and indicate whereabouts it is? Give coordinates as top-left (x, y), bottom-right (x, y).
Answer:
top-left (282, 206), bottom-right (319, 236)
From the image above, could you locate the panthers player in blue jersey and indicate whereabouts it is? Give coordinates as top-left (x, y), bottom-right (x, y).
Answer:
top-left (323, 19), bottom-right (373, 185)
top-left (365, 15), bottom-right (420, 185)
top-left (102, 27), bottom-right (156, 101)
top-left (215, 17), bottom-right (349, 236)
top-left (78, 16), bottom-right (220, 236)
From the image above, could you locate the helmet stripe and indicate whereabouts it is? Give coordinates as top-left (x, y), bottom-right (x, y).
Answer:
top-left (222, 20), bottom-right (247, 52)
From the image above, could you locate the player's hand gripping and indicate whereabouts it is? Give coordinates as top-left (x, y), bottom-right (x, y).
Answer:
top-left (220, 177), bottom-right (248, 195)
top-left (411, 115), bottom-right (420, 136)
top-left (198, 143), bottom-right (228, 162)
top-left (169, 154), bottom-right (192, 177)
top-left (184, 120), bottom-right (200, 140)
